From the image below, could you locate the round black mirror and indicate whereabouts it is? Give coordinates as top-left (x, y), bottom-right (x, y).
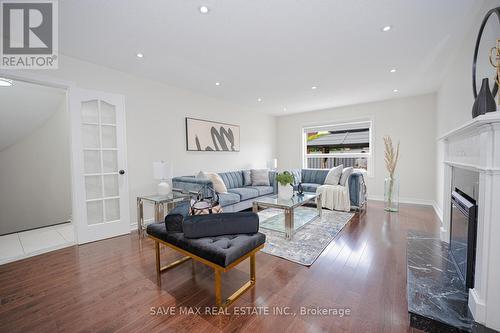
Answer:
top-left (473, 7), bottom-right (500, 98)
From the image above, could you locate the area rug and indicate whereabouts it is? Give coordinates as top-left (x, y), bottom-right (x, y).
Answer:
top-left (257, 207), bottom-right (354, 266)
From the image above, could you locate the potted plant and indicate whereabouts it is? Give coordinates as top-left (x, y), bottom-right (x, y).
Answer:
top-left (276, 171), bottom-right (294, 200)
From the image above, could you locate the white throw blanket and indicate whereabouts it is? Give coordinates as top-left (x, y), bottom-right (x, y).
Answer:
top-left (316, 184), bottom-right (351, 212)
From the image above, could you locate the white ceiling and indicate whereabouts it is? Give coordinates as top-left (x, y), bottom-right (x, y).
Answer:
top-left (59, 0), bottom-right (479, 115)
top-left (0, 81), bottom-right (66, 151)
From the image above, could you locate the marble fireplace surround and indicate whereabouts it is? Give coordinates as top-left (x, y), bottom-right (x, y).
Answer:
top-left (439, 112), bottom-right (500, 331)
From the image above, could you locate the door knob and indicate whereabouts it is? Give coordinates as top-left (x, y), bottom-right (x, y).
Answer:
top-left (119, 170), bottom-right (125, 175)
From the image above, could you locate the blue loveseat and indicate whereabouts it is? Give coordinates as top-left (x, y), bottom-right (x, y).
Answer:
top-left (172, 169), bottom-right (366, 212)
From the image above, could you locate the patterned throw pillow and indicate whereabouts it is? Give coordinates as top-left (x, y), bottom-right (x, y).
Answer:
top-left (324, 164), bottom-right (343, 185)
top-left (243, 170), bottom-right (252, 186)
top-left (290, 169), bottom-right (302, 185)
top-left (251, 169), bottom-right (270, 186)
top-left (197, 171), bottom-right (228, 193)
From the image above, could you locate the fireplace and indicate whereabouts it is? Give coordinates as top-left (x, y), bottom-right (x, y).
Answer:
top-left (450, 189), bottom-right (477, 289)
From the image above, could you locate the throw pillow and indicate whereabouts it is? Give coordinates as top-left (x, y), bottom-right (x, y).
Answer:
top-left (339, 167), bottom-right (353, 186)
top-left (243, 170), bottom-right (252, 186)
top-left (324, 165), bottom-right (343, 185)
top-left (251, 169), bottom-right (270, 186)
top-left (197, 171), bottom-right (228, 193)
top-left (291, 169), bottom-right (302, 185)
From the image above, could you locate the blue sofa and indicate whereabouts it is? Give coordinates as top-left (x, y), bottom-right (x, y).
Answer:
top-left (173, 171), bottom-right (277, 212)
top-left (172, 169), bottom-right (366, 212)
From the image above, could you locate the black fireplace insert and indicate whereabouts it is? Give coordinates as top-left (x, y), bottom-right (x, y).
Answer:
top-left (450, 189), bottom-right (477, 290)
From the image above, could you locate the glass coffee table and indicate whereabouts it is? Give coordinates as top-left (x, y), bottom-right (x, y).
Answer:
top-left (252, 192), bottom-right (322, 240)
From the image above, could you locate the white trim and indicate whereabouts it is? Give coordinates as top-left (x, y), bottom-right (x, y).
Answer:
top-left (432, 202), bottom-right (443, 223)
top-left (0, 71), bottom-right (79, 244)
top-left (301, 116), bottom-right (375, 177)
top-left (469, 288), bottom-right (486, 324)
top-left (367, 195), bottom-right (435, 206)
top-left (130, 218), bottom-right (154, 232)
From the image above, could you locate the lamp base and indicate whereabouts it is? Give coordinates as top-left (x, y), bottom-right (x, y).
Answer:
top-left (158, 181), bottom-right (171, 195)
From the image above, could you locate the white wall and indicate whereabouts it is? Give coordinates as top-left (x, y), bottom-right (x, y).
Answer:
top-left (15, 55), bottom-right (276, 226)
top-left (276, 94), bottom-right (437, 204)
top-left (435, 0), bottom-right (500, 218)
top-left (0, 100), bottom-right (72, 235)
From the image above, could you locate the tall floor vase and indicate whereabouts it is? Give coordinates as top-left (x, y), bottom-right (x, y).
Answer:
top-left (384, 177), bottom-right (399, 212)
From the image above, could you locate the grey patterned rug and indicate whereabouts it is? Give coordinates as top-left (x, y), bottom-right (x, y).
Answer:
top-left (258, 207), bottom-right (354, 266)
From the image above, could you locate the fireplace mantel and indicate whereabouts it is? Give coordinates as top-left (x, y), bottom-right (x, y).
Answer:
top-left (440, 112), bottom-right (500, 331)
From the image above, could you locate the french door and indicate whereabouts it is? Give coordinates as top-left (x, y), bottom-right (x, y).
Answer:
top-left (70, 89), bottom-right (130, 244)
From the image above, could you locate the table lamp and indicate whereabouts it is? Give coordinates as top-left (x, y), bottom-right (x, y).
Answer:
top-left (153, 161), bottom-right (171, 195)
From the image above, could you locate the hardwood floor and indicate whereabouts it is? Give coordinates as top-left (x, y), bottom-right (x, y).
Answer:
top-left (0, 201), bottom-right (438, 332)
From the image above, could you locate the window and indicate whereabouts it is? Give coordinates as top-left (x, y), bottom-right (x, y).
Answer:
top-left (302, 120), bottom-right (372, 174)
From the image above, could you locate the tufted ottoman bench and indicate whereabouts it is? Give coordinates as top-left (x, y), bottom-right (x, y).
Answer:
top-left (146, 211), bottom-right (265, 307)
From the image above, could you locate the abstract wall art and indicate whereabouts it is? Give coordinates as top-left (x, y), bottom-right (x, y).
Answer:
top-left (185, 117), bottom-right (240, 152)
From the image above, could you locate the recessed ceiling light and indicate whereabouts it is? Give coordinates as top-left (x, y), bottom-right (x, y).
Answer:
top-left (311, 86), bottom-right (317, 90)
top-left (199, 6), bottom-right (209, 14)
top-left (215, 82), bottom-right (220, 86)
top-left (393, 89), bottom-right (399, 93)
top-left (381, 25), bottom-right (392, 32)
top-left (257, 98), bottom-right (262, 102)
top-left (0, 78), bottom-right (13, 87)
top-left (390, 68), bottom-right (397, 73)
top-left (136, 53), bottom-right (144, 58)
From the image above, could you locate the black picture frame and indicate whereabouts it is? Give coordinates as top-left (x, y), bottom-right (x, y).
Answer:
top-left (472, 7), bottom-right (500, 98)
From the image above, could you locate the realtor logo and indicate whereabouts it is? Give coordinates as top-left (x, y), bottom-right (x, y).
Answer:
top-left (1, 0), bottom-right (58, 69)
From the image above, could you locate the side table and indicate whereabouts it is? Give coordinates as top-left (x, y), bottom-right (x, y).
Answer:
top-left (137, 192), bottom-right (190, 236)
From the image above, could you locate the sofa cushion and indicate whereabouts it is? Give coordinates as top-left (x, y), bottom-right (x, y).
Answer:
top-left (339, 167), bottom-right (353, 186)
top-left (146, 222), bottom-right (266, 267)
top-left (290, 169), bottom-right (302, 185)
top-left (228, 187), bottom-right (259, 201)
top-left (301, 183), bottom-right (320, 193)
top-left (218, 192), bottom-right (240, 207)
top-left (219, 171), bottom-right (244, 189)
top-left (197, 171), bottom-right (228, 193)
top-left (248, 186), bottom-right (274, 196)
top-left (301, 169), bottom-right (329, 184)
top-left (325, 165), bottom-right (343, 185)
top-left (251, 169), bottom-right (270, 186)
top-left (243, 170), bottom-right (252, 186)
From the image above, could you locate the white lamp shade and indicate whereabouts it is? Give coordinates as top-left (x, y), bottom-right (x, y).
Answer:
top-left (153, 161), bottom-right (170, 180)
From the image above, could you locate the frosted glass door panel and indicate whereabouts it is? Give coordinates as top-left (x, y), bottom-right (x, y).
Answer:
top-left (101, 126), bottom-right (117, 148)
top-left (102, 151), bottom-right (118, 173)
top-left (84, 150), bottom-right (101, 174)
top-left (81, 99), bottom-right (121, 226)
top-left (101, 101), bottom-right (116, 124)
top-left (82, 100), bottom-right (99, 123)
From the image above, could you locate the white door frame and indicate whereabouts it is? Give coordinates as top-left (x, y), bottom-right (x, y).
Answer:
top-left (0, 70), bottom-right (130, 244)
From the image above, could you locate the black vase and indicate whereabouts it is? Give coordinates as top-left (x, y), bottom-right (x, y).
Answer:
top-left (472, 78), bottom-right (497, 118)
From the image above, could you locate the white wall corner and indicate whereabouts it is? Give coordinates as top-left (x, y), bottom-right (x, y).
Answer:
top-left (432, 201), bottom-right (443, 223)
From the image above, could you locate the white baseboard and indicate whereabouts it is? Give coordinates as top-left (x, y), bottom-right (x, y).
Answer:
top-left (367, 195), bottom-right (435, 206)
top-left (432, 202), bottom-right (443, 223)
top-left (469, 288), bottom-right (486, 324)
top-left (130, 218), bottom-right (154, 232)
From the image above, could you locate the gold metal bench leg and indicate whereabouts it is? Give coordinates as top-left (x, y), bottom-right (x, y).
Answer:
top-left (155, 241), bottom-right (161, 286)
top-left (215, 254), bottom-right (257, 308)
top-left (155, 241), bottom-right (191, 287)
top-left (215, 269), bottom-right (222, 306)
top-left (250, 253), bottom-right (256, 282)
